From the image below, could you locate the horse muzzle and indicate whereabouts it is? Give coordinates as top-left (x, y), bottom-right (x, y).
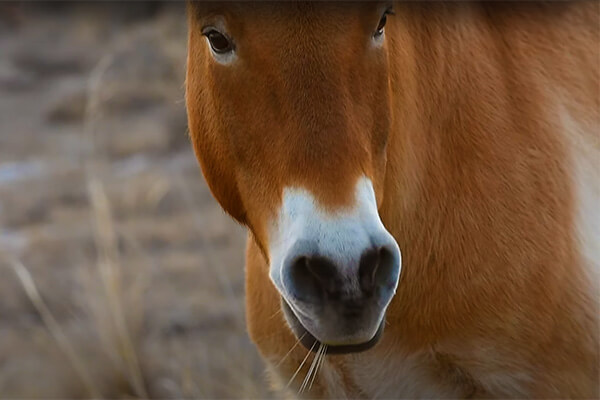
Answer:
top-left (268, 177), bottom-right (402, 353)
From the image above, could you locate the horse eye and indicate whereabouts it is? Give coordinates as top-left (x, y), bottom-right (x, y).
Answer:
top-left (375, 9), bottom-right (393, 38)
top-left (204, 30), bottom-right (234, 54)
top-left (375, 15), bottom-right (387, 36)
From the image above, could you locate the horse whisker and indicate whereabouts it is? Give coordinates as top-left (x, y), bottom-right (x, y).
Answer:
top-left (275, 332), bottom-right (306, 368)
top-left (314, 344), bottom-right (327, 389)
top-left (299, 344), bottom-right (319, 394)
top-left (286, 340), bottom-right (317, 390)
top-left (268, 308), bottom-right (283, 320)
top-left (300, 343), bottom-right (324, 394)
top-left (304, 345), bottom-right (322, 393)
top-left (308, 344), bottom-right (327, 391)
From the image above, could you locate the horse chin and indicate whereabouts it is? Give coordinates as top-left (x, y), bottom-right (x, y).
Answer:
top-left (280, 299), bottom-right (384, 355)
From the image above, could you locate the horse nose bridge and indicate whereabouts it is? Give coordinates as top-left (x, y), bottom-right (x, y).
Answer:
top-left (277, 195), bottom-right (378, 268)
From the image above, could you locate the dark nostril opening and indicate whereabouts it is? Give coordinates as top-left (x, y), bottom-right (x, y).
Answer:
top-left (359, 246), bottom-right (396, 294)
top-left (375, 246), bottom-right (396, 289)
top-left (288, 256), bottom-right (323, 303)
top-left (288, 254), bottom-right (345, 302)
top-left (286, 244), bottom-right (398, 304)
top-left (359, 248), bottom-right (380, 293)
top-left (305, 257), bottom-right (343, 298)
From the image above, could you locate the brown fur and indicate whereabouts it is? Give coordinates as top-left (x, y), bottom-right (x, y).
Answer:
top-left (186, 2), bottom-right (599, 398)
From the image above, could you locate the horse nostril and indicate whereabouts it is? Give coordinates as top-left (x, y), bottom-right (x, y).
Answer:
top-left (288, 255), bottom-right (345, 301)
top-left (359, 246), bottom-right (396, 294)
top-left (305, 256), bottom-right (343, 298)
top-left (288, 256), bottom-right (323, 303)
top-left (359, 248), bottom-right (379, 293)
top-left (284, 244), bottom-right (399, 304)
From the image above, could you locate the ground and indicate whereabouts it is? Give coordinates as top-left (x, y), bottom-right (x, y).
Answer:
top-left (0, 4), bottom-right (270, 398)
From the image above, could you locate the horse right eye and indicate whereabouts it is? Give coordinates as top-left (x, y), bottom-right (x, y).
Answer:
top-left (204, 30), bottom-right (234, 54)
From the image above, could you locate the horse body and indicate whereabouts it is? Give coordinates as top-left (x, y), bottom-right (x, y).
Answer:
top-left (187, 2), bottom-right (599, 398)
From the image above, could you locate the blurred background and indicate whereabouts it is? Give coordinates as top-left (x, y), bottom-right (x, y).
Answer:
top-left (0, 3), bottom-right (270, 398)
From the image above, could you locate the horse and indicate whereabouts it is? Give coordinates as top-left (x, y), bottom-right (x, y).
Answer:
top-left (185, 2), bottom-right (599, 398)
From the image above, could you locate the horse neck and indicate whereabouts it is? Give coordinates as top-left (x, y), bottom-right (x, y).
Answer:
top-left (378, 3), bottom-right (595, 347)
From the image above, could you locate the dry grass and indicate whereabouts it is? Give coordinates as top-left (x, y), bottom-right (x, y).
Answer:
top-left (9, 259), bottom-right (102, 398)
top-left (87, 179), bottom-right (149, 398)
top-left (0, 4), bottom-right (270, 399)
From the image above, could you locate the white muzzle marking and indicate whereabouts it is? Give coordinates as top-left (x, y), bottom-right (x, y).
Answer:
top-left (268, 176), bottom-right (401, 344)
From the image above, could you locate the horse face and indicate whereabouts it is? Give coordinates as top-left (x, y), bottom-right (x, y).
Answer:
top-left (187, 2), bottom-right (401, 353)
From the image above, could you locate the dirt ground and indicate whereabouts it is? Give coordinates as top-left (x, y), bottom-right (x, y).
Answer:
top-left (0, 4), bottom-right (271, 398)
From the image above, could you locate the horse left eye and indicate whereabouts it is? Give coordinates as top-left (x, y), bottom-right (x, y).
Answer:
top-left (375, 14), bottom-right (387, 37)
top-left (375, 9), bottom-right (393, 38)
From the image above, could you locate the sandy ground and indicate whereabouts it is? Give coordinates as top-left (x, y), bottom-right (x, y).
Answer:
top-left (0, 4), bottom-right (270, 398)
